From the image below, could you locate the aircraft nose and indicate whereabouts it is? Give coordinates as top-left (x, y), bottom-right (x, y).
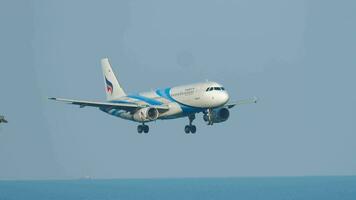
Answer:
top-left (222, 92), bottom-right (230, 104)
top-left (208, 90), bottom-right (230, 107)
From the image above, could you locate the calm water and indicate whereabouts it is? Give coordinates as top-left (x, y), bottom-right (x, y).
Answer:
top-left (0, 176), bottom-right (355, 200)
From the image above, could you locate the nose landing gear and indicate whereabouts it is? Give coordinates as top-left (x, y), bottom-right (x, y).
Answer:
top-left (203, 108), bottom-right (214, 125)
top-left (184, 114), bottom-right (197, 134)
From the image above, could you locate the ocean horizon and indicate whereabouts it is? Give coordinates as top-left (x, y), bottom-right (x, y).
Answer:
top-left (0, 176), bottom-right (355, 200)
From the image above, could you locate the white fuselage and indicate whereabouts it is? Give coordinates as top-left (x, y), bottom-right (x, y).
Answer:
top-left (101, 81), bottom-right (230, 121)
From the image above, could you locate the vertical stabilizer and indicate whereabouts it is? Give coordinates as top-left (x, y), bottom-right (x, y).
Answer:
top-left (101, 58), bottom-right (126, 101)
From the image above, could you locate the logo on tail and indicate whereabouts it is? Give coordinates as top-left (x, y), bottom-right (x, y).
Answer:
top-left (105, 77), bottom-right (113, 94)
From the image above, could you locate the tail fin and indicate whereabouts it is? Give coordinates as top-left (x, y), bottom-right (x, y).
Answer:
top-left (101, 58), bottom-right (126, 101)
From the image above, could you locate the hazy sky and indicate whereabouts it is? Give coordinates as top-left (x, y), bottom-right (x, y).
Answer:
top-left (0, 0), bottom-right (355, 180)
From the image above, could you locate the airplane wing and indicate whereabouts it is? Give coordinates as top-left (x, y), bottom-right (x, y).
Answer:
top-left (48, 97), bottom-right (169, 113)
top-left (225, 97), bottom-right (258, 109)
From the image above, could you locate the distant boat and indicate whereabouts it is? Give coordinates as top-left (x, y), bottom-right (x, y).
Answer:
top-left (0, 115), bottom-right (8, 123)
top-left (79, 176), bottom-right (93, 180)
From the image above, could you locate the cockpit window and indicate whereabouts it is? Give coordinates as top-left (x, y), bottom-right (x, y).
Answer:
top-left (206, 87), bottom-right (225, 92)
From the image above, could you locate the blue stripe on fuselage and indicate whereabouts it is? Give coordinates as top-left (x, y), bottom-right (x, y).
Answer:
top-left (156, 88), bottom-right (175, 102)
top-left (155, 88), bottom-right (204, 114)
top-left (127, 94), bottom-right (163, 105)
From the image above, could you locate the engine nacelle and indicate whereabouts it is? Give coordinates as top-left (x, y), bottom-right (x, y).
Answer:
top-left (203, 107), bottom-right (230, 124)
top-left (133, 107), bottom-right (159, 122)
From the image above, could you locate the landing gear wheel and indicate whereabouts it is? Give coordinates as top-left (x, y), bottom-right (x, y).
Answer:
top-left (190, 125), bottom-right (196, 134)
top-left (184, 114), bottom-right (197, 134)
top-left (143, 125), bottom-right (149, 133)
top-left (185, 125), bottom-right (191, 134)
top-left (137, 125), bottom-right (143, 134)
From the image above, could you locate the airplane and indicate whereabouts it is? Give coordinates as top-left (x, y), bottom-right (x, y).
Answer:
top-left (49, 58), bottom-right (257, 134)
top-left (0, 115), bottom-right (8, 123)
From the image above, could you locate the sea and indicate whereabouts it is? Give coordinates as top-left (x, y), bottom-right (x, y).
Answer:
top-left (0, 176), bottom-right (355, 200)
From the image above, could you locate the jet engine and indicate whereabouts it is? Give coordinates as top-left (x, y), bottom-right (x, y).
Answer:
top-left (203, 107), bottom-right (230, 124)
top-left (133, 107), bottom-right (159, 122)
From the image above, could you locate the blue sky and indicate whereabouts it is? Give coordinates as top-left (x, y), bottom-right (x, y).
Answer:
top-left (0, 0), bottom-right (355, 180)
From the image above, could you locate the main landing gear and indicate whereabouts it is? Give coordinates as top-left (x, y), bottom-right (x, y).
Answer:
top-left (137, 123), bottom-right (149, 134)
top-left (185, 114), bottom-right (197, 134)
